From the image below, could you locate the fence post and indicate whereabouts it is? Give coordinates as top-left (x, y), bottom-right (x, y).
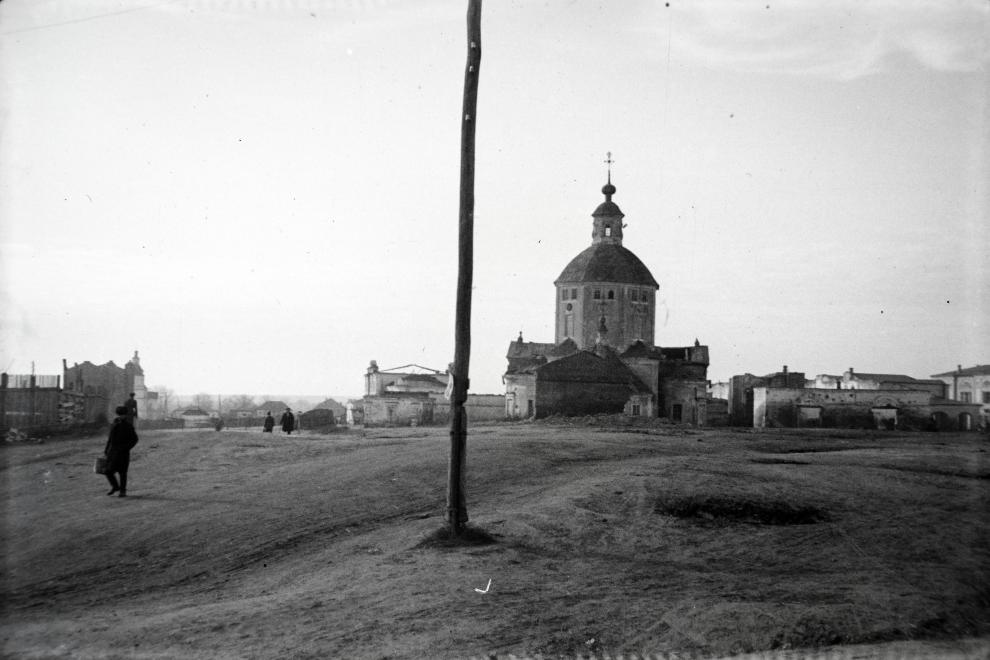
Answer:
top-left (29, 375), bottom-right (37, 429)
top-left (1, 373), bottom-right (7, 430)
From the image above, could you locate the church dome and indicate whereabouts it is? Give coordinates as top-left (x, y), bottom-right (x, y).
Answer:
top-left (592, 200), bottom-right (623, 217)
top-left (555, 243), bottom-right (658, 287)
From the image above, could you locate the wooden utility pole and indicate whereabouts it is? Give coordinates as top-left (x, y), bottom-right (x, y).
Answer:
top-left (447, 0), bottom-right (482, 537)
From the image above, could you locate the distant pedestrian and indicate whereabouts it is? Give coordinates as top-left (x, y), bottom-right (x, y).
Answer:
top-left (263, 412), bottom-right (275, 433)
top-left (280, 408), bottom-right (295, 435)
top-left (124, 392), bottom-right (138, 427)
top-left (104, 405), bottom-right (139, 497)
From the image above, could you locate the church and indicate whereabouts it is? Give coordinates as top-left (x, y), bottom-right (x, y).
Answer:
top-left (504, 166), bottom-right (710, 425)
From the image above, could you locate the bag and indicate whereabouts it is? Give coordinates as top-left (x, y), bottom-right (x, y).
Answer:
top-left (94, 456), bottom-right (108, 475)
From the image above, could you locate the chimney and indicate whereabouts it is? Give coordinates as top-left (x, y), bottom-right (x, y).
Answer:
top-left (783, 365), bottom-right (788, 374)
top-left (849, 367), bottom-right (854, 376)
top-left (958, 364), bottom-right (962, 372)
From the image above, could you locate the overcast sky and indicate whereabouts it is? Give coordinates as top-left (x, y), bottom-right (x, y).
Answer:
top-left (1, 0), bottom-right (987, 398)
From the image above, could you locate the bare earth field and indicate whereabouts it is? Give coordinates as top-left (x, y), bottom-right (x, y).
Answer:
top-left (1, 422), bottom-right (988, 659)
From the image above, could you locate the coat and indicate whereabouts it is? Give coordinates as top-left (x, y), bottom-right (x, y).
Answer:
top-left (280, 411), bottom-right (295, 432)
top-left (263, 415), bottom-right (275, 432)
top-left (104, 417), bottom-right (139, 472)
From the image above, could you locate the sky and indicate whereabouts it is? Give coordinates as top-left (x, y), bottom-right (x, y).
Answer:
top-left (1, 0), bottom-right (987, 399)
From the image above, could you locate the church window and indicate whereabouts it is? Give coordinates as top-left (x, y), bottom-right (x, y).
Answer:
top-left (571, 288), bottom-right (577, 299)
top-left (605, 226), bottom-right (612, 237)
top-left (607, 290), bottom-right (614, 300)
top-left (593, 289), bottom-right (601, 300)
top-left (561, 289), bottom-right (568, 301)
top-left (630, 289), bottom-right (638, 302)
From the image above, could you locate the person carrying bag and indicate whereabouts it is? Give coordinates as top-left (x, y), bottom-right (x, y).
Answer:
top-left (103, 405), bottom-right (139, 497)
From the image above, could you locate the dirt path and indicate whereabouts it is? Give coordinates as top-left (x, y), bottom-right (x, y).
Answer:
top-left (2, 425), bottom-right (988, 658)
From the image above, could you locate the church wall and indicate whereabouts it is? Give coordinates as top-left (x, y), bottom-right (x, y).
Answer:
top-left (659, 376), bottom-right (707, 425)
top-left (563, 283), bottom-right (656, 351)
top-left (622, 357), bottom-right (660, 398)
top-left (535, 379), bottom-right (632, 418)
top-left (555, 285), bottom-right (586, 346)
top-left (504, 374), bottom-right (536, 418)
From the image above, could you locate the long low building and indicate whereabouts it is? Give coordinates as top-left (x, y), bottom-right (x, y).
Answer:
top-left (751, 386), bottom-right (979, 431)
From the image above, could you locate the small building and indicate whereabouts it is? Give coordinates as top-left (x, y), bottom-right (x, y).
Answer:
top-left (314, 397), bottom-right (347, 420)
top-left (931, 364), bottom-right (990, 429)
top-left (256, 401), bottom-right (290, 417)
top-left (728, 366), bottom-right (806, 426)
top-left (179, 408), bottom-right (211, 427)
top-left (299, 407), bottom-right (335, 429)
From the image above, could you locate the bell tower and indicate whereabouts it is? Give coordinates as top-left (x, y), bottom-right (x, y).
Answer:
top-left (592, 152), bottom-right (624, 246)
top-left (554, 153), bottom-right (659, 351)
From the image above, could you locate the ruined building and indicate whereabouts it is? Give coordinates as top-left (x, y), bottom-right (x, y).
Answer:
top-left (62, 351), bottom-right (151, 423)
top-left (504, 173), bottom-right (709, 424)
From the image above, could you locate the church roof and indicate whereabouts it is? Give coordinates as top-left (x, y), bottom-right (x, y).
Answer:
top-left (536, 350), bottom-right (652, 393)
top-left (620, 340), bottom-right (663, 359)
top-left (506, 340), bottom-right (556, 360)
top-left (931, 364), bottom-right (990, 377)
top-left (555, 243), bottom-right (658, 287)
top-left (592, 200), bottom-right (623, 217)
top-left (548, 338), bottom-right (579, 358)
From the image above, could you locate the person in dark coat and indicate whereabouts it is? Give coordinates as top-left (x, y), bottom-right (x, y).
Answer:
top-left (263, 412), bottom-right (275, 433)
top-left (280, 408), bottom-right (295, 435)
top-left (104, 406), bottom-right (139, 497)
top-left (124, 392), bottom-right (138, 427)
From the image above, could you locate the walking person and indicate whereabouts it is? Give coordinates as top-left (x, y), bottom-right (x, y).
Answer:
top-left (280, 407), bottom-right (295, 435)
top-left (104, 405), bottom-right (139, 497)
top-left (263, 411), bottom-right (275, 433)
top-left (124, 392), bottom-right (138, 428)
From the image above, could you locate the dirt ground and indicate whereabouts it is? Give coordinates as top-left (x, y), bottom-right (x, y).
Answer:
top-left (1, 422), bottom-right (988, 659)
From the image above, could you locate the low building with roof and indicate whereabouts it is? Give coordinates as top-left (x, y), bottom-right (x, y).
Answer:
top-left (255, 400), bottom-right (290, 416)
top-left (931, 364), bottom-right (990, 429)
top-left (813, 368), bottom-right (946, 398)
